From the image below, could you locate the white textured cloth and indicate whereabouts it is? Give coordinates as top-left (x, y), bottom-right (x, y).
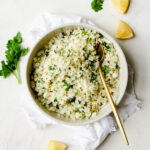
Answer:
top-left (21, 13), bottom-right (140, 150)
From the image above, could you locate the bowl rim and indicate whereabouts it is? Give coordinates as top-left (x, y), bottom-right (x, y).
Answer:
top-left (25, 23), bottom-right (128, 126)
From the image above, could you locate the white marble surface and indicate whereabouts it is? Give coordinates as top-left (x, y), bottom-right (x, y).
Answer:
top-left (0, 0), bottom-right (149, 150)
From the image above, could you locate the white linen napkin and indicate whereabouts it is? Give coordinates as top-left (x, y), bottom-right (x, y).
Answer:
top-left (21, 13), bottom-right (140, 150)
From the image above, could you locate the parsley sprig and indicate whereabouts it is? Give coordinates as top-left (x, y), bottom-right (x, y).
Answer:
top-left (62, 79), bottom-right (73, 91)
top-left (0, 32), bottom-right (29, 84)
top-left (91, 0), bottom-right (104, 12)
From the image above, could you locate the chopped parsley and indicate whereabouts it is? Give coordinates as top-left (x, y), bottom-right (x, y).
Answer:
top-left (0, 32), bottom-right (29, 84)
top-left (89, 60), bottom-right (95, 70)
top-left (49, 66), bottom-right (55, 70)
top-left (84, 102), bottom-right (87, 106)
top-left (102, 65), bottom-right (109, 74)
top-left (82, 30), bottom-right (87, 35)
top-left (102, 42), bottom-right (110, 50)
top-left (62, 79), bottom-right (68, 85)
top-left (67, 97), bottom-right (76, 103)
top-left (37, 79), bottom-right (41, 83)
top-left (62, 79), bottom-right (73, 91)
top-left (116, 64), bottom-right (120, 70)
top-left (65, 85), bottom-right (73, 91)
top-left (48, 102), bottom-right (53, 107)
top-left (54, 97), bottom-right (58, 102)
top-left (98, 33), bottom-right (104, 38)
top-left (75, 109), bottom-right (81, 113)
top-left (87, 38), bottom-right (92, 43)
top-left (75, 92), bottom-right (78, 96)
top-left (91, 0), bottom-right (104, 12)
top-left (90, 72), bottom-right (97, 82)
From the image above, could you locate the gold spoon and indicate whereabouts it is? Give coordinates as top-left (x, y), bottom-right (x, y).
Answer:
top-left (96, 42), bottom-right (129, 146)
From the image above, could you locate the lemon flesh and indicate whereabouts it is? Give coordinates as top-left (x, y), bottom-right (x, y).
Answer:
top-left (111, 0), bottom-right (130, 14)
top-left (115, 20), bottom-right (134, 39)
top-left (46, 141), bottom-right (67, 150)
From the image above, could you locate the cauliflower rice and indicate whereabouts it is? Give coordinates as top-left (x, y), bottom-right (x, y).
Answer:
top-left (31, 27), bottom-right (120, 120)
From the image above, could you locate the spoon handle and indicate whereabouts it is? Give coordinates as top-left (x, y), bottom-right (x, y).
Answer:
top-left (98, 65), bottom-right (129, 146)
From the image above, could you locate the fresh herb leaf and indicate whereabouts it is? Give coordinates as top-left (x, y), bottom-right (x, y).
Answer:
top-left (67, 75), bottom-right (71, 78)
top-left (67, 97), bottom-right (76, 103)
top-left (116, 64), bottom-right (120, 70)
top-left (98, 33), bottom-right (104, 38)
top-left (37, 79), bottom-right (41, 83)
top-left (90, 72), bottom-right (97, 82)
top-left (102, 65), bottom-right (109, 74)
top-left (75, 109), bottom-right (81, 113)
top-left (0, 32), bottom-right (29, 84)
top-left (48, 102), bottom-right (53, 107)
top-left (82, 30), bottom-right (87, 35)
top-left (65, 85), bottom-right (73, 91)
top-left (87, 38), bottom-right (92, 43)
top-left (91, 0), bottom-right (104, 12)
top-left (75, 92), bottom-right (78, 96)
top-left (62, 79), bottom-right (73, 91)
top-left (54, 97), bottom-right (58, 102)
top-left (84, 102), bottom-right (87, 106)
top-left (89, 60), bottom-right (95, 70)
top-left (49, 66), bottom-right (55, 70)
top-left (21, 48), bottom-right (29, 56)
top-left (62, 79), bottom-right (68, 85)
top-left (13, 32), bottom-right (22, 43)
top-left (102, 42), bottom-right (110, 49)
top-left (0, 61), bottom-right (13, 78)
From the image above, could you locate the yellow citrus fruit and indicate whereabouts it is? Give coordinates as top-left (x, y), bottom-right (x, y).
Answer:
top-left (111, 0), bottom-right (130, 14)
top-left (46, 141), bottom-right (67, 150)
top-left (115, 20), bottom-right (134, 39)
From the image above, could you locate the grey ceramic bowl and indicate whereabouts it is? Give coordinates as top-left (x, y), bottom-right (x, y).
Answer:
top-left (25, 23), bottom-right (128, 126)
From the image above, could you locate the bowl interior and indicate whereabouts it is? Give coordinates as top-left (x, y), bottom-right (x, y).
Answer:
top-left (26, 24), bottom-right (128, 125)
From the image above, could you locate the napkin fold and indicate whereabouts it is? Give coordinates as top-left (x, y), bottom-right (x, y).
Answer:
top-left (21, 13), bottom-right (140, 150)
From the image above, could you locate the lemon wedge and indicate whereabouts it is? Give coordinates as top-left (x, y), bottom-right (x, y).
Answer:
top-left (46, 141), bottom-right (67, 150)
top-left (115, 20), bottom-right (134, 39)
top-left (111, 0), bottom-right (130, 14)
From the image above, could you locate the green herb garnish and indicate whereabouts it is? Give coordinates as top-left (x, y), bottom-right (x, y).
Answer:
top-left (102, 65), bottom-right (109, 74)
top-left (37, 79), bottom-right (41, 83)
top-left (91, 0), bottom-right (104, 12)
top-left (82, 30), bottom-right (87, 35)
top-left (62, 79), bottom-right (73, 91)
top-left (75, 92), bottom-right (78, 96)
top-left (67, 97), bottom-right (76, 103)
top-left (90, 72), bottom-right (97, 82)
top-left (0, 32), bottom-right (29, 84)
top-left (75, 109), bottom-right (81, 113)
top-left (116, 64), bottom-right (120, 70)
top-left (102, 42), bottom-right (110, 49)
top-left (87, 38), bottom-right (92, 43)
top-left (78, 100), bottom-right (81, 104)
top-left (54, 97), bottom-right (58, 102)
top-left (49, 66), bottom-right (55, 70)
top-left (65, 85), bottom-right (73, 91)
top-left (48, 102), bottom-right (53, 107)
top-left (62, 79), bottom-right (68, 85)
top-left (84, 102), bottom-right (87, 106)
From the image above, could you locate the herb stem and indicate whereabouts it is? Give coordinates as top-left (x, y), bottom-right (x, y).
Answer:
top-left (11, 71), bottom-right (18, 79)
top-left (16, 63), bottom-right (21, 84)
